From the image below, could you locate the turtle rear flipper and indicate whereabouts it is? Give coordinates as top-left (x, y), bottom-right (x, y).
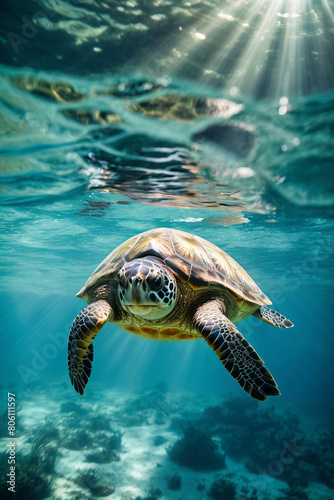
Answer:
top-left (194, 299), bottom-right (280, 401)
top-left (68, 300), bottom-right (113, 395)
top-left (253, 306), bottom-right (293, 329)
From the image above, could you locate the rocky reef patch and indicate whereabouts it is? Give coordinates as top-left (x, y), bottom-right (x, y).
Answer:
top-left (0, 384), bottom-right (332, 499)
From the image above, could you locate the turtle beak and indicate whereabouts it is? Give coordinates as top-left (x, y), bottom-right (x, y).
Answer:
top-left (123, 276), bottom-right (143, 305)
top-left (130, 279), bottom-right (141, 305)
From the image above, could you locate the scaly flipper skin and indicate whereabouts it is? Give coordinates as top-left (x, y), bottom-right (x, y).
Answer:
top-left (194, 299), bottom-right (280, 401)
top-left (68, 300), bottom-right (113, 395)
top-left (253, 306), bottom-right (294, 329)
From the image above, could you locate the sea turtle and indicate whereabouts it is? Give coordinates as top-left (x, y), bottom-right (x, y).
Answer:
top-left (68, 228), bottom-right (293, 401)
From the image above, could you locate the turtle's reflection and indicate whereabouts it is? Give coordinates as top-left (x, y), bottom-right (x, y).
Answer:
top-left (11, 75), bottom-right (264, 215)
top-left (84, 140), bottom-right (242, 212)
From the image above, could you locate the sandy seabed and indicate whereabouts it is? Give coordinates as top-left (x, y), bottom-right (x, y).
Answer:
top-left (0, 384), bottom-right (333, 500)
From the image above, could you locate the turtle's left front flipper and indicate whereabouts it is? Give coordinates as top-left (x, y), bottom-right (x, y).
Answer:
top-left (68, 300), bottom-right (113, 395)
top-left (194, 299), bottom-right (280, 401)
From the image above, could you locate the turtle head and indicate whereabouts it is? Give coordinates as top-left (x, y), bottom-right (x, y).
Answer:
top-left (117, 257), bottom-right (177, 320)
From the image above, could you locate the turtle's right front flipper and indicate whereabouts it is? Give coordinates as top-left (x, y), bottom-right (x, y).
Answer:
top-left (68, 300), bottom-right (113, 395)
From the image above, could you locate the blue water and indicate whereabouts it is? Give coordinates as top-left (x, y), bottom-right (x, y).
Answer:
top-left (1, 1), bottom-right (334, 499)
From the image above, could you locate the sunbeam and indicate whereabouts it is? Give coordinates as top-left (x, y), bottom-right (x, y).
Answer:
top-left (141, 0), bottom-right (334, 98)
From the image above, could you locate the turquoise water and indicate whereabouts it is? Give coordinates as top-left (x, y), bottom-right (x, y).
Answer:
top-left (1, 1), bottom-right (334, 499)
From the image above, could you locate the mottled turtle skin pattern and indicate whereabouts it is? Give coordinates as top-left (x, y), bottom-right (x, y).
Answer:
top-left (68, 228), bottom-right (293, 400)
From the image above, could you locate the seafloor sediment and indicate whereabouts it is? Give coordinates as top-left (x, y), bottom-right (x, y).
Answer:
top-left (0, 384), bottom-right (333, 500)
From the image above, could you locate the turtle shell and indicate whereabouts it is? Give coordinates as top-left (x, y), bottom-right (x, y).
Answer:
top-left (77, 228), bottom-right (271, 306)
